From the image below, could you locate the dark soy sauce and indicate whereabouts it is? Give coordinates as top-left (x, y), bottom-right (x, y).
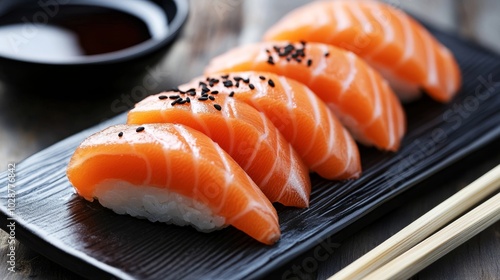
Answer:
top-left (0, 1), bottom-right (168, 62)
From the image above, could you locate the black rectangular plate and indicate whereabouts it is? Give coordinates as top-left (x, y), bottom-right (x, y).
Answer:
top-left (1, 25), bottom-right (500, 280)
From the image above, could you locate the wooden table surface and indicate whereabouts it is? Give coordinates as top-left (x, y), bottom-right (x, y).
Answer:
top-left (1, 0), bottom-right (499, 279)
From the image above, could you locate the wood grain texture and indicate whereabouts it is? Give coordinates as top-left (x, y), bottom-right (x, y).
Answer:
top-left (0, 0), bottom-right (499, 279)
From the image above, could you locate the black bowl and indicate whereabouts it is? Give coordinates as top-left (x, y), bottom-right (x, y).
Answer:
top-left (0, 0), bottom-right (189, 97)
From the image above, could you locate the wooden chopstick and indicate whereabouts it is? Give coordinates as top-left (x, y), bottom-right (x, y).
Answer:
top-left (363, 191), bottom-right (500, 279)
top-left (329, 164), bottom-right (500, 280)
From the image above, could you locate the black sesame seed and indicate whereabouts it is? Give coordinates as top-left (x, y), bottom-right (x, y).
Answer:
top-left (249, 84), bottom-right (255, 90)
top-left (278, 50), bottom-right (289, 57)
top-left (284, 44), bottom-right (294, 52)
top-left (268, 79), bottom-right (275, 87)
top-left (171, 97), bottom-right (183, 106)
top-left (202, 87), bottom-right (210, 93)
top-left (242, 78), bottom-right (250, 84)
top-left (136, 127), bottom-right (145, 132)
top-left (265, 49), bottom-right (271, 53)
top-left (211, 90), bottom-right (219, 94)
top-left (233, 76), bottom-right (243, 81)
top-left (213, 104), bottom-right (222, 111)
top-left (324, 52), bottom-right (330, 57)
top-left (187, 88), bottom-right (196, 92)
top-left (118, 132), bottom-right (123, 137)
top-left (268, 42), bottom-right (311, 65)
top-left (188, 91), bottom-right (197, 96)
top-left (208, 79), bottom-right (217, 86)
top-left (199, 81), bottom-right (207, 87)
top-left (158, 95), bottom-right (168, 100)
top-left (307, 59), bottom-right (312, 67)
top-left (229, 91), bottom-right (235, 97)
top-left (209, 96), bottom-right (215, 101)
top-left (221, 74), bottom-right (229, 79)
top-left (223, 80), bottom-right (233, 87)
top-left (198, 96), bottom-right (209, 101)
top-left (169, 95), bottom-right (180, 99)
top-left (186, 97), bottom-right (191, 103)
top-left (259, 76), bottom-right (266, 80)
top-left (170, 87), bottom-right (180, 92)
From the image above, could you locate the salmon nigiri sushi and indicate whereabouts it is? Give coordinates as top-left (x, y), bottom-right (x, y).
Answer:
top-left (66, 124), bottom-right (280, 245)
top-left (128, 93), bottom-right (311, 208)
top-left (263, 0), bottom-right (462, 102)
top-left (182, 72), bottom-right (361, 180)
top-left (205, 42), bottom-right (406, 151)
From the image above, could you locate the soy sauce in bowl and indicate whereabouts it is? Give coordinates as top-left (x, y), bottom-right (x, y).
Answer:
top-left (0, 0), bottom-right (188, 96)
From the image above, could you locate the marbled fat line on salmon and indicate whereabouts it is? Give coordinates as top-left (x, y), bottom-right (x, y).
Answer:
top-left (340, 52), bottom-right (357, 95)
top-left (332, 1), bottom-right (350, 34)
top-left (198, 130), bottom-right (280, 242)
top-left (242, 112), bottom-right (268, 170)
top-left (348, 2), bottom-right (373, 34)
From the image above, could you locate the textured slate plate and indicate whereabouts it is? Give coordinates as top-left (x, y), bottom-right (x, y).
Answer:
top-left (1, 25), bottom-right (500, 280)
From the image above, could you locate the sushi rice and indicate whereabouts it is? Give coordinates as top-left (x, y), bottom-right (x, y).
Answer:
top-left (95, 180), bottom-right (226, 232)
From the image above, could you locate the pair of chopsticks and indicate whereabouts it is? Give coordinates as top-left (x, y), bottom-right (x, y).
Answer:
top-left (329, 164), bottom-right (500, 280)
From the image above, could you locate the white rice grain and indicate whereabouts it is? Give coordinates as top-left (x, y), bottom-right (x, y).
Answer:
top-left (93, 180), bottom-right (226, 232)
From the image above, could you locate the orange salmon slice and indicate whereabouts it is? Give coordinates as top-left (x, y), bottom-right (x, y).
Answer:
top-left (67, 124), bottom-right (281, 245)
